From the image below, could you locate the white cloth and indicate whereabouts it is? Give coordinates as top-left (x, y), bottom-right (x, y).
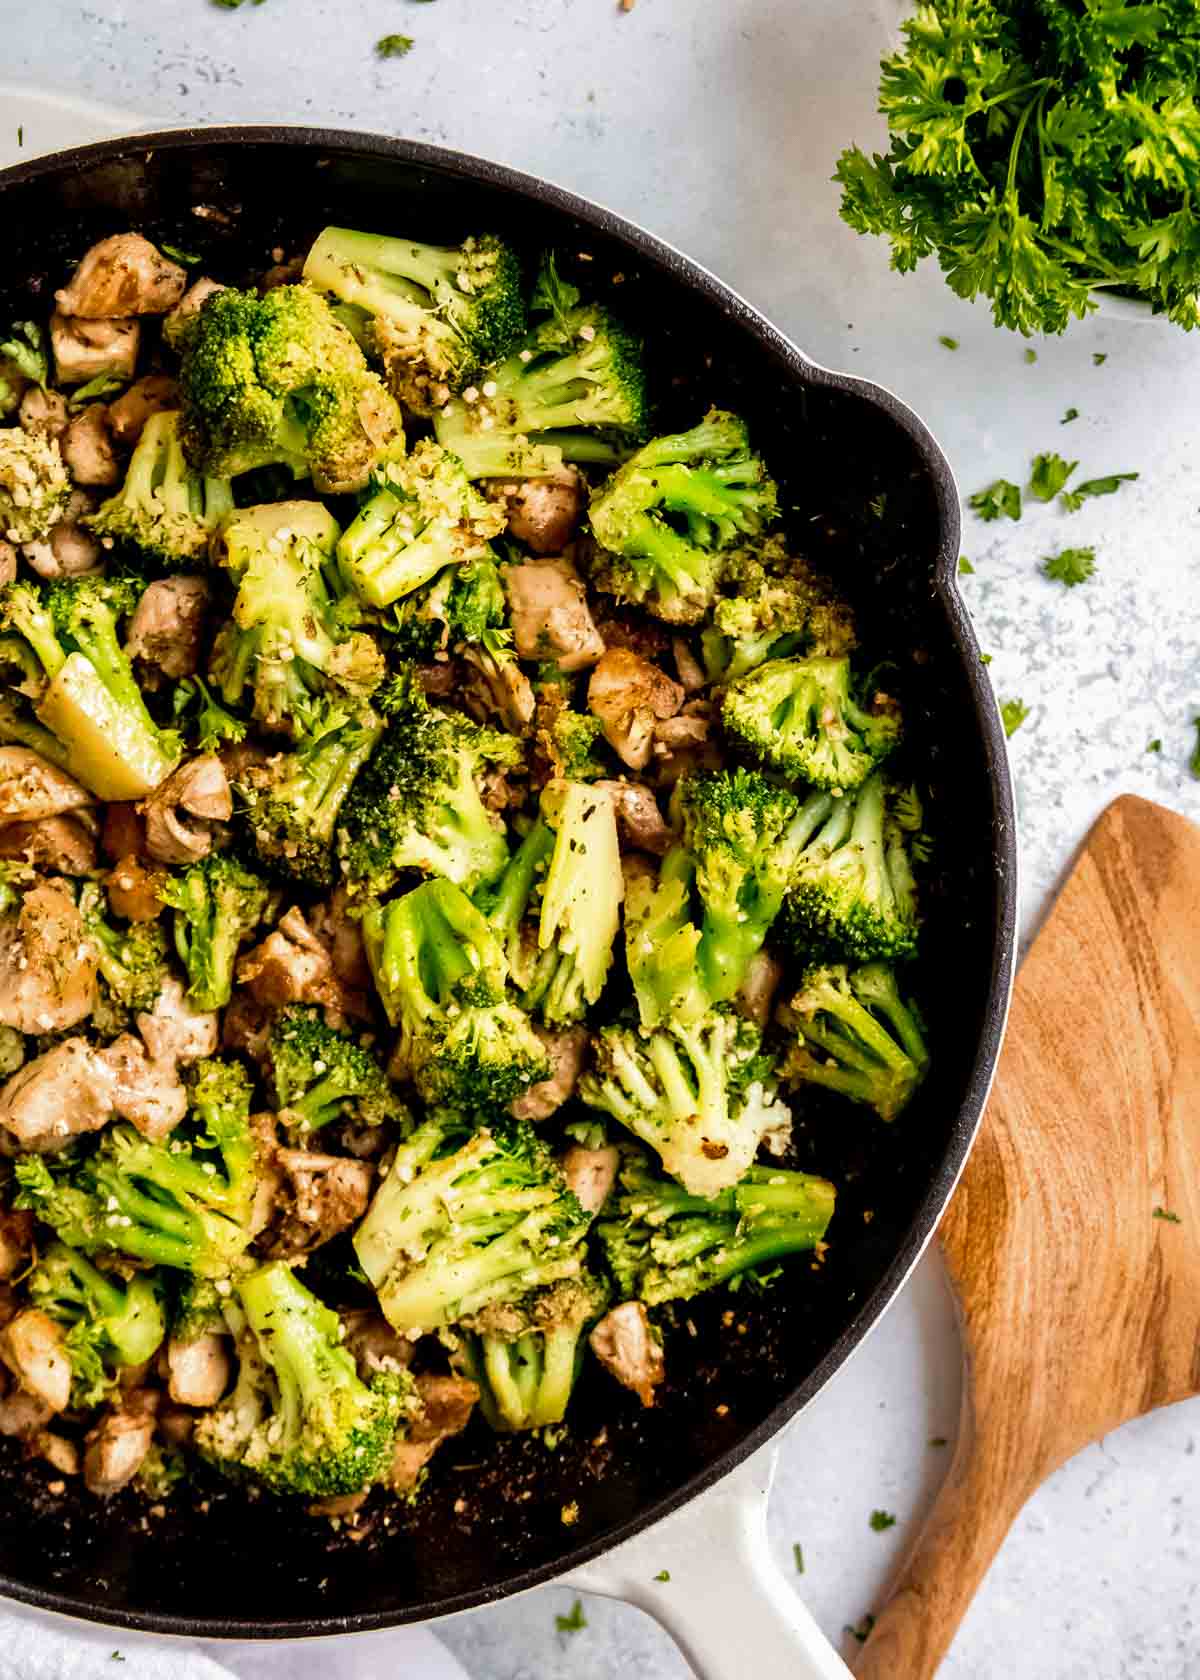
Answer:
top-left (0, 1603), bottom-right (471, 1680)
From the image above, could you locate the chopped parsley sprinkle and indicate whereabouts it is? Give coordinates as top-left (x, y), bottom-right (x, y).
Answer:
top-left (1001, 698), bottom-right (1029, 737)
top-left (1147, 739), bottom-right (1162, 753)
top-left (1042, 546), bottom-right (1096, 587)
top-left (161, 243), bottom-right (201, 265)
top-left (958, 555), bottom-right (974, 575)
top-left (845, 1614), bottom-right (876, 1644)
top-left (793, 1543), bottom-right (805, 1574)
top-left (969, 479), bottom-right (1021, 523)
top-left (556, 1600), bottom-right (587, 1634)
top-left (1154, 1208), bottom-right (1181, 1224)
top-left (1024, 348), bottom-right (1038, 363)
top-left (654, 1569), bottom-right (671, 1582)
top-left (1093, 353), bottom-right (1107, 366)
top-left (376, 33), bottom-right (415, 56)
top-left (1061, 407), bottom-right (1079, 424)
top-left (869, 1510), bottom-right (897, 1532)
top-left (1191, 719), bottom-right (1200, 777)
top-left (938, 335), bottom-right (959, 350)
top-left (1060, 471), bottom-right (1138, 512)
top-left (929, 1436), bottom-right (948, 1447)
top-left (1029, 452), bottom-right (1077, 502)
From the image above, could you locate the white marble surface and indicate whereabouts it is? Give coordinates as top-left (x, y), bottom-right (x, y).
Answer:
top-left (4, 1), bottom-right (1200, 1671)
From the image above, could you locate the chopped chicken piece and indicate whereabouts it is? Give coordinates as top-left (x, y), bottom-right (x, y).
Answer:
top-left (594, 779), bottom-right (674, 855)
top-left (560, 1143), bottom-right (620, 1214)
top-left (236, 906), bottom-right (354, 1013)
top-left (388, 1372), bottom-right (479, 1493)
top-left (56, 234), bottom-right (188, 319)
top-left (587, 647), bottom-right (684, 770)
top-left (61, 403), bottom-right (120, 486)
top-left (341, 1311), bottom-right (415, 1381)
top-left (0, 1388), bottom-right (53, 1439)
top-left (493, 468), bottom-right (585, 554)
top-left (125, 576), bottom-right (209, 686)
top-left (0, 1038), bottom-right (113, 1151)
top-left (0, 748), bottom-right (94, 823)
top-left (166, 1333), bottom-right (232, 1409)
top-left (0, 1210), bottom-right (34, 1283)
top-left (511, 1026), bottom-right (588, 1122)
top-left (221, 993), bottom-right (273, 1066)
top-left (671, 636), bottom-right (708, 692)
top-left (503, 556), bottom-right (605, 671)
top-left (36, 1431), bottom-right (80, 1477)
top-left (83, 1407), bottom-right (156, 1495)
top-left (0, 541), bottom-right (15, 586)
top-left (96, 1034), bottom-right (187, 1141)
top-left (262, 1148), bottom-right (374, 1259)
top-left (592, 606), bottom-right (671, 664)
top-left (248, 1114), bottom-right (285, 1240)
top-left (50, 311), bottom-right (140, 386)
top-left (735, 950), bottom-right (784, 1028)
top-left (135, 975), bottom-right (218, 1067)
top-left (0, 814), bottom-right (98, 875)
top-left (100, 801), bottom-right (146, 862)
top-left (139, 752), bottom-right (231, 865)
top-left (260, 256), bottom-right (305, 291)
top-left (105, 854), bottom-right (165, 923)
top-left (652, 708), bottom-right (720, 783)
top-left (18, 386), bottom-right (68, 439)
top-left (157, 1402), bottom-right (195, 1449)
top-left (1, 1310), bottom-right (71, 1413)
top-left (106, 374), bottom-right (180, 446)
top-left (461, 646), bottom-right (536, 734)
top-left (0, 879), bottom-right (98, 1035)
top-left (589, 1302), bottom-right (664, 1408)
top-left (162, 277), bottom-right (224, 347)
top-left (307, 886), bottom-right (372, 992)
top-left (21, 488), bottom-right (103, 579)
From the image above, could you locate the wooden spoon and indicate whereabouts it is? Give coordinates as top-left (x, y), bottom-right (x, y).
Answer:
top-left (854, 794), bottom-right (1200, 1680)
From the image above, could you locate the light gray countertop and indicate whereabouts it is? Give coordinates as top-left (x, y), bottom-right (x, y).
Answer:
top-left (5, 1), bottom-right (1200, 1672)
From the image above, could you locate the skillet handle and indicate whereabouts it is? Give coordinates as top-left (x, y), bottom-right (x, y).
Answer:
top-left (561, 1445), bottom-right (853, 1680)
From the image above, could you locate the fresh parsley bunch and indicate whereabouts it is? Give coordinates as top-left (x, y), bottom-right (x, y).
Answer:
top-left (836, 0), bottom-right (1200, 333)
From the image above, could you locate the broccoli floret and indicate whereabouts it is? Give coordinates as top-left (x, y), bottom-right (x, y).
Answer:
top-left (0, 321), bottom-right (49, 417)
top-left (0, 574), bottom-right (181, 799)
top-left (237, 704), bottom-right (383, 885)
top-left (160, 853), bottom-right (270, 1011)
top-left (0, 857), bottom-right (35, 916)
top-left (87, 411), bottom-right (234, 569)
top-left (171, 1274), bottom-right (225, 1344)
top-left (177, 284), bottom-right (404, 493)
top-left (78, 880), bottom-right (170, 1012)
top-left (362, 877), bottom-right (550, 1108)
top-left (486, 780), bottom-right (622, 1025)
top-left (622, 847), bottom-right (709, 1030)
top-left (336, 671), bottom-right (519, 897)
top-left (596, 1150), bottom-right (836, 1305)
top-left (208, 501), bottom-right (385, 735)
top-left (588, 411), bottom-right (778, 625)
top-left (27, 1240), bottom-right (166, 1408)
top-left (388, 555), bottom-right (512, 662)
top-left (337, 440), bottom-right (505, 610)
top-left (453, 1273), bottom-right (609, 1432)
top-left (544, 703), bottom-right (605, 780)
top-left (721, 655), bottom-right (902, 792)
top-left (775, 773), bottom-right (920, 964)
top-left (432, 300), bottom-right (648, 480)
top-left (578, 1010), bottom-right (790, 1198)
top-left (676, 767), bottom-right (807, 1008)
top-left (0, 426), bottom-right (70, 544)
top-left (303, 227), bottom-right (526, 415)
top-left (269, 1004), bottom-right (409, 1136)
top-left (779, 962), bottom-right (929, 1121)
top-left (354, 1115), bottom-right (592, 1333)
top-left (194, 1261), bottom-right (415, 1497)
top-left (701, 535), bottom-right (858, 681)
top-left (171, 676), bottom-right (248, 754)
top-left (15, 1057), bottom-right (262, 1276)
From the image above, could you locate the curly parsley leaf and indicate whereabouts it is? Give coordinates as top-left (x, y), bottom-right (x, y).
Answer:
top-left (376, 33), bottom-right (414, 57)
top-left (969, 479), bottom-right (1021, 522)
top-left (555, 1600), bottom-right (587, 1635)
top-left (1060, 471), bottom-right (1138, 511)
top-left (1042, 545), bottom-right (1096, 586)
top-left (869, 1510), bottom-right (898, 1532)
top-left (835, 3), bottom-right (1200, 332)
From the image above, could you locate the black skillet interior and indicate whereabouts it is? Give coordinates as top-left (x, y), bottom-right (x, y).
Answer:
top-left (0, 129), bottom-right (1016, 1636)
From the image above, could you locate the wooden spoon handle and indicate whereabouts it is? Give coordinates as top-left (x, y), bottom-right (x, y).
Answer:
top-left (851, 1387), bottom-right (1033, 1680)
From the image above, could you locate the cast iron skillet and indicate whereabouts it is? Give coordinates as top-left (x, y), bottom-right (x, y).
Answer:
top-left (0, 127), bottom-right (1017, 1638)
